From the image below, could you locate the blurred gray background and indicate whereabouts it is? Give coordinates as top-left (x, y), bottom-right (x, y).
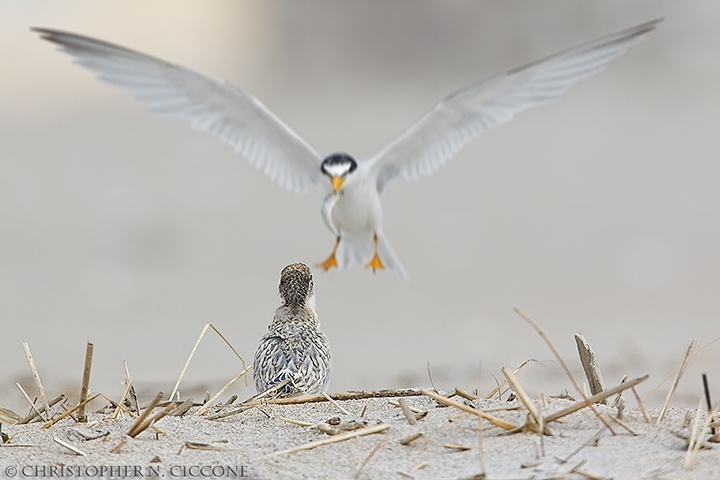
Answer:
top-left (1, 1), bottom-right (719, 411)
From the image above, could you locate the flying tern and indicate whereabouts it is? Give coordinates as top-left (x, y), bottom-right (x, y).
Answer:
top-left (34, 19), bottom-right (661, 280)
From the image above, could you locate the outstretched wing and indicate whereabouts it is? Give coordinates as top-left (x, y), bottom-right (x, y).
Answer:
top-left (33, 27), bottom-right (325, 193)
top-left (369, 18), bottom-right (662, 194)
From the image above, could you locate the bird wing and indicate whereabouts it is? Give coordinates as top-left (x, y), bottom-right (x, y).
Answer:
top-left (33, 27), bottom-right (325, 193)
top-left (368, 18), bottom-right (662, 194)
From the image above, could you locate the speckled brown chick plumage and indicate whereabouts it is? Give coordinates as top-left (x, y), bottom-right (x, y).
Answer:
top-left (253, 263), bottom-right (331, 397)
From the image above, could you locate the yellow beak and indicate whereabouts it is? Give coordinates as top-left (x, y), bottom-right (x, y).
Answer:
top-left (331, 176), bottom-right (345, 193)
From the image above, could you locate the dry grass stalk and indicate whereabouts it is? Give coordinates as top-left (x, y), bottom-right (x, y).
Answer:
top-left (685, 402), bottom-right (720, 469)
top-left (134, 403), bottom-right (175, 437)
top-left (574, 334), bottom-right (606, 402)
top-left (112, 379), bottom-right (132, 420)
top-left (168, 399), bottom-right (195, 417)
top-left (194, 365), bottom-right (252, 416)
top-left (127, 391), bottom-right (164, 438)
top-left (238, 378), bottom-right (293, 406)
top-left (631, 387), bottom-right (651, 424)
top-left (609, 415), bottom-right (637, 435)
top-left (203, 379), bottom-right (294, 419)
top-left (455, 388), bottom-right (476, 401)
top-left (110, 439), bottom-right (126, 454)
top-left (574, 469), bottom-right (604, 480)
top-left (53, 436), bottom-right (86, 456)
top-left (513, 308), bottom-right (614, 434)
top-left (684, 397), bottom-right (704, 469)
top-left (22, 343), bottom-right (50, 418)
top-left (77, 342), bottom-right (94, 423)
top-left (485, 405), bottom-right (522, 413)
top-left (560, 427), bottom-right (604, 463)
top-left (411, 462), bottom-right (427, 472)
top-left (388, 399), bottom-right (424, 414)
top-left (501, 366), bottom-right (547, 435)
top-left (447, 412), bottom-right (469, 422)
top-left (169, 323), bottom-right (247, 402)
top-left (323, 392), bottom-right (351, 416)
top-left (18, 394), bottom-right (65, 424)
top-left (245, 388), bottom-right (425, 407)
top-left (123, 362), bottom-right (139, 414)
top-left (178, 441), bottom-right (244, 454)
top-left (702, 373), bottom-right (712, 410)
top-left (544, 375), bottom-right (648, 424)
top-left (421, 389), bottom-right (517, 431)
top-left (400, 432), bottom-right (423, 445)
top-left (99, 394), bottom-right (164, 434)
top-left (484, 359), bottom-right (536, 400)
top-left (1, 407), bottom-right (23, 425)
top-left (612, 375), bottom-right (628, 408)
top-left (443, 443), bottom-right (471, 451)
top-left (15, 383), bottom-right (47, 422)
top-left (644, 336), bottom-right (720, 403)
top-left (354, 440), bottom-right (383, 479)
top-left (398, 399), bottom-right (417, 426)
top-left (656, 339), bottom-right (696, 425)
top-left (477, 409), bottom-right (486, 477)
top-left (279, 417), bottom-right (313, 427)
top-left (205, 406), bottom-right (250, 421)
top-left (268, 423), bottom-right (390, 456)
top-left (41, 394), bottom-right (100, 429)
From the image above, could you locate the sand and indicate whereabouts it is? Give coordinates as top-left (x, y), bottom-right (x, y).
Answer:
top-left (2, 390), bottom-right (719, 480)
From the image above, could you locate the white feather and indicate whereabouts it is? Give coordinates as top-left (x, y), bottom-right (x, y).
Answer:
top-left (33, 28), bottom-right (324, 194)
top-left (368, 19), bottom-right (662, 194)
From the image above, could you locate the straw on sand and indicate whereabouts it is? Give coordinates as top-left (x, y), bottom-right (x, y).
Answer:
top-left (22, 343), bottom-right (50, 419)
top-left (194, 365), bottom-right (252, 416)
top-left (422, 389), bottom-right (517, 431)
top-left (169, 323), bottom-right (247, 402)
top-left (574, 334), bottom-right (606, 400)
top-left (656, 339), bottom-right (695, 425)
top-left (502, 366), bottom-right (548, 435)
top-left (77, 342), bottom-right (94, 423)
top-left (127, 391), bottom-right (164, 438)
top-left (514, 308), bottom-right (614, 434)
top-left (268, 423), bottom-right (391, 457)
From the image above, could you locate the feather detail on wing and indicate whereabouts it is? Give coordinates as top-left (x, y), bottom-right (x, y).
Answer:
top-left (33, 27), bottom-right (324, 193)
top-left (369, 18), bottom-right (662, 194)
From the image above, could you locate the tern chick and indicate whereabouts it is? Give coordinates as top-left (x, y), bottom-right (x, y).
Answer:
top-left (253, 263), bottom-right (331, 397)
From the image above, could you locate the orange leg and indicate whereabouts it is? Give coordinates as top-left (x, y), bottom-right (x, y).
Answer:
top-left (317, 237), bottom-right (341, 271)
top-left (365, 233), bottom-right (385, 273)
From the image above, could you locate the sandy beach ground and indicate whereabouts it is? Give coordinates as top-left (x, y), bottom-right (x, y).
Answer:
top-left (2, 390), bottom-right (719, 480)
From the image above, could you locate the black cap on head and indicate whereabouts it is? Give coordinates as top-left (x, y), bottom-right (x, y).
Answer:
top-left (321, 153), bottom-right (357, 177)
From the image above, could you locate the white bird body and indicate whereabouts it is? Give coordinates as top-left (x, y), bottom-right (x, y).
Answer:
top-left (330, 171), bottom-right (402, 276)
top-left (33, 19), bottom-right (662, 279)
top-left (333, 170), bottom-right (382, 242)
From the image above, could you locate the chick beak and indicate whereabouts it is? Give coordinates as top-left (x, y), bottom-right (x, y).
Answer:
top-left (331, 176), bottom-right (345, 193)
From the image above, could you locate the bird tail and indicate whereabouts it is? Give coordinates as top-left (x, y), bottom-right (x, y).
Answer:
top-left (335, 233), bottom-right (410, 281)
top-left (335, 236), bottom-right (366, 272)
top-left (377, 233), bottom-right (410, 281)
